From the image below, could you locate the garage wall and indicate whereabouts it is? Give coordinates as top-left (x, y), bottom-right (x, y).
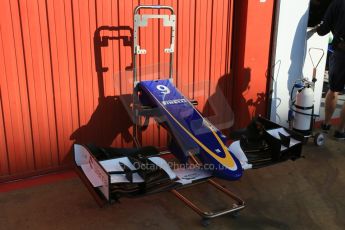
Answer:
top-left (0, 0), bottom-right (235, 180)
top-left (232, 0), bottom-right (275, 129)
top-left (269, 0), bottom-right (310, 127)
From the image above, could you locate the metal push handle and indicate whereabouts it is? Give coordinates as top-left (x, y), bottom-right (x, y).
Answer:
top-left (308, 47), bottom-right (325, 82)
top-left (133, 5), bottom-right (176, 85)
top-left (134, 5), bottom-right (175, 14)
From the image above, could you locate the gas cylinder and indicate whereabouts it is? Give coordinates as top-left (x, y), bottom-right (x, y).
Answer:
top-left (293, 87), bottom-right (314, 135)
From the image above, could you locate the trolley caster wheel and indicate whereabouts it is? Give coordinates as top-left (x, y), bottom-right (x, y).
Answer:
top-left (314, 133), bottom-right (325, 146)
top-left (201, 218), bottom-right (211, 227)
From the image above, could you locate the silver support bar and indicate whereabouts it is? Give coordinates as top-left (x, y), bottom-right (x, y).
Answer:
top-left (134, 5), bottom-right (174, 15)
top-left (171, 153), bottom-right (245, 225)
top-left (132, 5), bottom-right (175, 86)
top-left (132, 5), bottom-right (176, 147)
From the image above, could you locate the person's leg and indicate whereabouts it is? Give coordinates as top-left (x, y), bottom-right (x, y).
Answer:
top-left (334, 102), bottom-right (345, 139)
top-left (324, 89), bottom-right (338, 125)
top-left (327, 50), bottom-right (345, 137)
top-left (338, 102), bottom-right (345, 132)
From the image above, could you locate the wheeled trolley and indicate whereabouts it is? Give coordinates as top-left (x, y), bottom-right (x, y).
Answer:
top-left (131, 5), bottom-right (245, 225)
top-left (74, 4), bottom-right (304, 227)
top-left (289, 48), bottom-right (326, 146)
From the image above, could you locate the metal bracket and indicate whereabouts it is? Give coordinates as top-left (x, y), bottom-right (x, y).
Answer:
top-left (132, 5), bottom-right (176, 87)
top-left (134, 45), bottom-right (146, 55)
top-left (133, 14), bottom-right (176, 55)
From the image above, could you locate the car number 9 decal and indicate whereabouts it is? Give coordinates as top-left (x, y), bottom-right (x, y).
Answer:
top-left (156, 85), bottom-right (170, 95)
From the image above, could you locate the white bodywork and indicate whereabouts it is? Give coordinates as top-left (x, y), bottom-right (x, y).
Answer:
top-left (74, 144), bottom-right (110, 200)
top-left (228, 127), bottom-right (302, 169)
top-left (228, 141), bottom-right (252, 170)
top-left (74, 144), bottom-right (212, 200)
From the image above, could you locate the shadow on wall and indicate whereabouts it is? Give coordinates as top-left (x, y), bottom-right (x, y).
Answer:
top-left (203, 72), bottom-right (235, 137)
top-left (203, 68), bottom-right (263, 136)
top-left (70, 95), bottom-right (132, 146)
top-left (229, 0), bottom-right (267, 130)
top-left (66, 26), bottom-right (134, 164)
top-left (203, 68), bottom-right (267, 136)
top-left (287, 9), bottom-right (309, 107)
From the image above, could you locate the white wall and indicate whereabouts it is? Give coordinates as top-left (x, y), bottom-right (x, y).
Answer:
top-left (270, 0), bottom-right (311, 127)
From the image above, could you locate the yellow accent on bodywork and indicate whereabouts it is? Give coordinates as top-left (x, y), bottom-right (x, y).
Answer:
top-left (146, 90), bottom-right (237, 170)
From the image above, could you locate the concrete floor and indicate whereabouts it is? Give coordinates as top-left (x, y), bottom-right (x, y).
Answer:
top-left (1, 135), bottom-right (345, 230)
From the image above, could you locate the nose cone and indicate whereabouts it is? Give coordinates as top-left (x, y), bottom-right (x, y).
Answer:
top-left (200, 150), bottom-right (243, 180)
top-left (213, 165), bottom-right (243, 180)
